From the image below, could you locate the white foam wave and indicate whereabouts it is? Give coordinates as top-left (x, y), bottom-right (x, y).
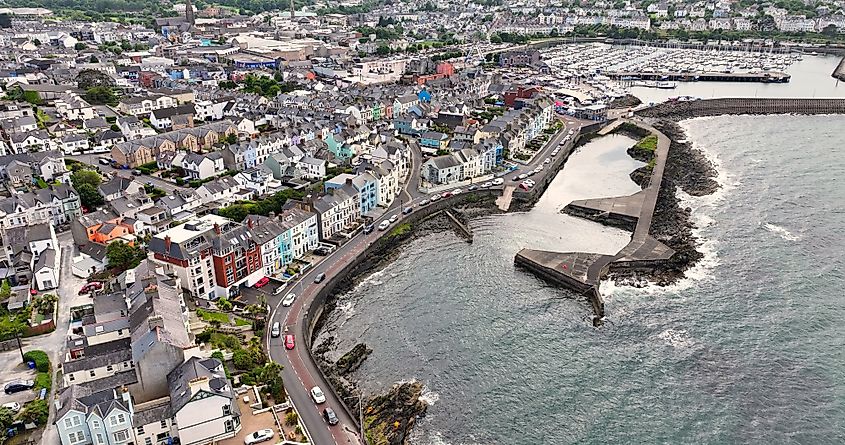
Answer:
top-left (418, 384), bottom-right (439, 406)
top-left (657, 328), bottom-right (694, 348)
top-left (761, 222), bottom-right (799, 241)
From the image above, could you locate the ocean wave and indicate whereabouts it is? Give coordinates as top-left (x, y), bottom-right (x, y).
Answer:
top-left (419, 384), bottom-right (439, 406)
top-left (657, 328), bottom-right (694, 348)
top-left (761, 222), bottom-right (799, 241)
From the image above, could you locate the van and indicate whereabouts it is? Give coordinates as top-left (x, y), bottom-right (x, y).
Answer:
top-left (270, 322), bottom-right (281, 338)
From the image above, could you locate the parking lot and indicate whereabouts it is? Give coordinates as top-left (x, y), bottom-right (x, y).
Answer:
top-left (0, 349), bottom-right (39, 407)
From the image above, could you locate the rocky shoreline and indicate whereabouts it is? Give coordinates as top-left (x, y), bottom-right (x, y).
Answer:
top-left (609, 119), bottom-right (719, 285)
top-left (312, 196), bottom-right (502, 444)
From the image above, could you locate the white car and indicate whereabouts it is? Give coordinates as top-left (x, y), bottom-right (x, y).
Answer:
top-left (378, 220), bottom-right (390, 231)
top-left (244, 429), bottom-right (274, 445)
top-left (311, 386), bottom-right (326, 404)
top-left (492, 178), bottom-right (504, 186)
top-left (1, 402), bottom-right (20, 412)
top-left (451, 188), bottom-right (462, 194)
top-left (282, 293), bottom-right (296, 307)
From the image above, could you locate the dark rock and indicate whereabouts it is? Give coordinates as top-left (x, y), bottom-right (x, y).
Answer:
top-left (609, 94), bottom-right (643, 109)
top-left (363, 381), bottom-right (428, 445)
top-left (335, 343), bottom-right (372, 376)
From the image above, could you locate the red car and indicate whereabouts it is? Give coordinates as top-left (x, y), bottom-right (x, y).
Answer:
top-left (254, 277), bottom-right (270, 288)
top-left (284, 334), bottom-right (295, 350)
top-left (78, 282), bottom-right (103, 295)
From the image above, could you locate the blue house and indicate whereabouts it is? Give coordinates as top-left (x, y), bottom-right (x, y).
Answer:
top-left (418, 89), bottom-right (432, 103)
top-left (325, 173), bottom-right (379, 216)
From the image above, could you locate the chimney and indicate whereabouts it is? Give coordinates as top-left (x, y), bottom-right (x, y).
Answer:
top-left (148, 315), bottom-right (164, 331)
top-left (164, 235), bottom-right (172, 252)
top-left (213, 223), bottom-right (221, 234)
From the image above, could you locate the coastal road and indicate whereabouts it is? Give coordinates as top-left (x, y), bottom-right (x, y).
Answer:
top-left (264, 121), bottom-right (587, 444)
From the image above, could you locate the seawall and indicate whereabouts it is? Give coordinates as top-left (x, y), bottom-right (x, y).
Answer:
top-left (636, 97), bottom-right (845, 119)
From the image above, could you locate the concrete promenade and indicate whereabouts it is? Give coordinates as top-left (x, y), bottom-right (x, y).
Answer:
top-left (515, 120), bottom-right (674, 319)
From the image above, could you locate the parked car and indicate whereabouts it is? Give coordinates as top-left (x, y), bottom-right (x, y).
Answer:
top-left (282, 293), bottom-right (296, 307)
top-left (270, 322), bottom-right (281, 338)
top-left (314, 273), bottom-right (326, 284)
top-left (311, 386), bottom-right (326, 404)
top-left (378, 220), bottom-right (390, 231)
top-left (244, 429), bottom-right (274, 445)
top-left (1, 402), bottom-right (20, 412)
top-left (402, 207), bottom-right (413, 215)
top-left (323, 408), bottom-right (339, 425)
top-left (284, 334), bottom-right (295, 350)
top-left (254, 277), bottom-right (270, 288)
top-left (363, 224), bottom-right (374, 234)
top-left (4, 380), bottom-right (34, 394)
top-left (389, 214), bottom-right (398, 223)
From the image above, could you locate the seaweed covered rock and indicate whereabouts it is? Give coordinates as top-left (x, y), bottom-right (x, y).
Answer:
top-left (364, 381), bottom-right (428, 445)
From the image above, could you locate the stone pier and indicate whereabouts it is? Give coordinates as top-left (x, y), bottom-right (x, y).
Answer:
top-left (514, 120), bottom-right (675, 319)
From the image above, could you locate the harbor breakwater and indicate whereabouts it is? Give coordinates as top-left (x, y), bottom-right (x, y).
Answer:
top-left (636, 97), bottom-right (845, 119)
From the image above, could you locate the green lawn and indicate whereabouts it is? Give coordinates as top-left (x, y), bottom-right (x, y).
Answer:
top-left (196, 309), bottom-right (229, 324)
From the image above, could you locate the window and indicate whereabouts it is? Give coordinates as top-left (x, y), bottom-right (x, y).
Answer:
top-left (113, 429), bottom-right (129, 442)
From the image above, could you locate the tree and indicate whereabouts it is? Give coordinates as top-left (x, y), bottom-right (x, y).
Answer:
top-left (0, 279), bottom-right (10, 299)
top-left (106, 241), bottom-right (145, 271)
top-left (85, 86), bottom-right (117, 105)
top-left (76, 183), bottom-right (104, 209)
top-left (822, 24), bottom-right (838, 37)
top-left (71, 169), bottom-right (102, 188)
top-left (216, 298), bottom-right (233, 311)
top-left (76, 69), bottom-right (115, 90)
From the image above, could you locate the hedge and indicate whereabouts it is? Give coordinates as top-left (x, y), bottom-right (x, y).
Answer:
top-left (23, 350), bottom-right (50, 373)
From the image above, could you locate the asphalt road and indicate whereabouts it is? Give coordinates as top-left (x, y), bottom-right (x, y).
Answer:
top-left (67, 153), bottom-right (181, 193)
top-left (263, 122), bottom-right (584, 444)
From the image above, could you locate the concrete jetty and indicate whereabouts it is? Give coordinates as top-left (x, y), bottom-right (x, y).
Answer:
top-left (833, 56), bottom-right (845, 82)
top-left (515, 120), bottom-right (675, 319)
